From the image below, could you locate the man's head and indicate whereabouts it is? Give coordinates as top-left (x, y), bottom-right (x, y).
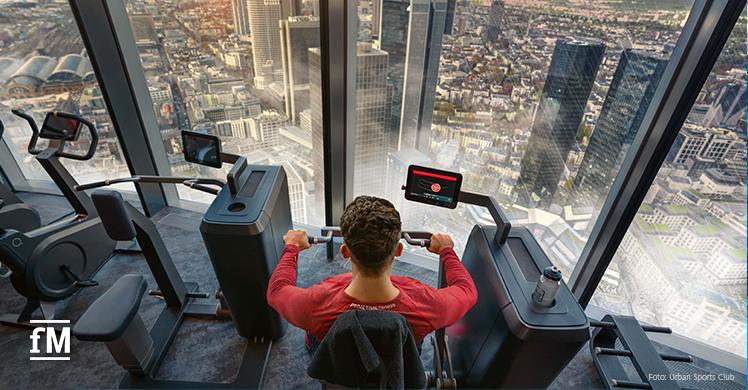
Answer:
top-left (340, 196), bottom-right (403, 276)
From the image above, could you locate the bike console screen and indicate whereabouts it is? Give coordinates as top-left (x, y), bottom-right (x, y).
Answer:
top-left (41, 113), bottom-right (81, 141)
top-left (182, 130), bottom-right (222, 168)
top-left (405, 165), bottom-right (462, 209)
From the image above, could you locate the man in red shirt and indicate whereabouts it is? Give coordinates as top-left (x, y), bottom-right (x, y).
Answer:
top-left (267, 196), bottom-right (478, 345)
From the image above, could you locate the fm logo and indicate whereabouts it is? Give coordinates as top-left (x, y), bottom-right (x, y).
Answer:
top-left (30, 320), bottom-right (71, 361)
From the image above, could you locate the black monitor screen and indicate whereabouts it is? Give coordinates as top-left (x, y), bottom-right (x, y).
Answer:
top-left (41, 113), bottom-right (81, 141)
top-left (404, 165), bottom-right (462, 209)
top-left (182, 131), bottom-right (222, 168)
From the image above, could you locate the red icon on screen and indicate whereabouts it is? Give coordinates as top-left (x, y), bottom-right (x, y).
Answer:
top-left (431, 183), bottom-right (442, 193)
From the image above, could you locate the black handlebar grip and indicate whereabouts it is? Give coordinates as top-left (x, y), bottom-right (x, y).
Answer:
top-left (12, 109), bottom-right (43, 155)
top-left (56, 113), bottom-right (98, 161)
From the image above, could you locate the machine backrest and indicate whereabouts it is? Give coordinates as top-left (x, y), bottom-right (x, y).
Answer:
top-left (91, 190), bottom-right (137, 241)
top-left (307, 310), bottom-right (426, 389)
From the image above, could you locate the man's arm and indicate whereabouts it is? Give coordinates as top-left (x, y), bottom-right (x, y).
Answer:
top-left (427, 235), bottom-right (478, 329)
top-left (266, 230), bottom-right (318, 331)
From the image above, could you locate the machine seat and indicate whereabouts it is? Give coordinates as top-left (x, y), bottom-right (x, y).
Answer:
top-left (91, 190), bottom-right (137, 241)
top-left (74, 274), bottom-right (147, 342)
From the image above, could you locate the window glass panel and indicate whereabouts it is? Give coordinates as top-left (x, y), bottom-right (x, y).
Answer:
top-left (125, 0), bottom-right (323, 226)
top-left (591, 11), bottom-right (746, 357)
top-left (352, 0), bottom-right (691, 269)
top-left (0, 2), bottom-right (133, 191)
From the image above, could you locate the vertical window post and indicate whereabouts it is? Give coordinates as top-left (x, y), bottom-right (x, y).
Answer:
top-left (319, 0), bottom-right (357, 227)
top-left (69, 0), bottom-right (177, 216)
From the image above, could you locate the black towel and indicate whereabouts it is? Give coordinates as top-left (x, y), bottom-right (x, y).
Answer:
top-left (307, 310), bottom-right (427, 389)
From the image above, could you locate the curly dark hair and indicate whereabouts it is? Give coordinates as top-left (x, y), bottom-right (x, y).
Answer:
top-left (340, 196), bottom-right (402, 275)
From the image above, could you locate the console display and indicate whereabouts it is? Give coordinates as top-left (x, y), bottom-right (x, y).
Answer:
top-left (404, 165), bottom-right (462, 209)
top-left (182, 130), bottom-right (222, 168)
top-left (41, 113), bottom-right (81, 140)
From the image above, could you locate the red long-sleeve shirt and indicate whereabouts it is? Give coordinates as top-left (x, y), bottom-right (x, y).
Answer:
top-left (267, 244), bottom-right (478, 342)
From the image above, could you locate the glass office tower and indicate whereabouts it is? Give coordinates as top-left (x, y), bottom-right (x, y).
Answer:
top-left (515, 38), bottom-right (605, 206)
top-left (280, 16), bottom-right (320, 124)
top-left (398, 0), bottom-right (449, 154)
top-left (378, 0), bottom-right (409, 150)
top-left (573, 50), bottom-right (669, 208)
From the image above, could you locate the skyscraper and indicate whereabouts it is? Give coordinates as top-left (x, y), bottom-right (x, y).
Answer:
top-left (248, 0), bottom-right (283, 89)
top-left (398, 0), bottom-right (449, 154)
top-left (353, 43), bottom-right (390, 196)
top-left (309, 43), bottom-right (389, 197)
top-left (516, 39), bottom-right (605, 206)
top-left (486, 0), bottom-right (503, 42)
top-left (309, 47), bottom-right (325, 195)
top-left (280, 16), bottom-right (320, 124)
top-left (573, 50), bottom-right (668, 206)
top-left (377, 0), bottom-right (409, 149)
top-left (231, 0), bottom-right (250, 37)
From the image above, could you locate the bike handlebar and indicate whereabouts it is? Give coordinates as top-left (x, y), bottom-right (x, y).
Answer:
top-left (12, 110), bottom-right (99, 161)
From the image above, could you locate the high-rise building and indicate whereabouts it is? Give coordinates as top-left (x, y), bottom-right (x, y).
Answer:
top-left (486, 0), bottom-right (503, 42)
top-left (378, 0), bottom-right (409, 150)
top-left (353, 43), bottom-right (390, 196)
top-left (309, 47), bottom-right (325, 194)
top-left (309, 43), bottom-right (389, 197)
top-left (282, 161), bottom-right (308, 224)
top-left (573, 50), bottom-right (668, 206)
top-left (516, 39), bottom-right (605, 206)
top-left (248, 0), bottom-right (283, 89)
top-left (398, 0), bottom-right (450, 154)
top-left (279, 16), bottom-right (320, 124)
top-left (231, 0), bottom-right (250, 37)
top-left (703, 81), bottom-right (746, 128)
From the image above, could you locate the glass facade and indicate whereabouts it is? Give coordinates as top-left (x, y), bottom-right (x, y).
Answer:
top-left (0, 0), bottom-right (742, 362)
top-left (124, 0), bottom-right (323, 225)
top-left (352, 1), bottom-right (691, 267)
top-left (591, 12), bottom-right (747, 358)
top-left (0, 1), bottom-right (131, 189)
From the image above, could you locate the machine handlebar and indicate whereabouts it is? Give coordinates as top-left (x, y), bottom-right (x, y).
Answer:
top-left (307, 227), bottom-right (432, 248)
top-left (76, 176), bottom-right (226, 195)
top-left (12, 110), bottom-right (99, 161)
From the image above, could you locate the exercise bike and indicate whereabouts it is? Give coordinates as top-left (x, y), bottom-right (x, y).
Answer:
top-left (0, 117), bottom-right (42, 233)
top-left (0, 110), bottom-right (117, 327)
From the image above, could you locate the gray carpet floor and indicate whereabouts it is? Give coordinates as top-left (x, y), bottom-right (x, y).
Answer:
top-left (0, 193), bottom-right (741, 389)
top-left (16, 191), bottom-right (74, 225)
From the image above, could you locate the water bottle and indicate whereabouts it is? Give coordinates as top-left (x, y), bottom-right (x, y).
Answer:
top-left (532, 266), bottom-right (562, 307)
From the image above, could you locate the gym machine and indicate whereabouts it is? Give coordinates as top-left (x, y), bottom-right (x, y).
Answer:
top-left (73, 130), bottom-right (291, 388)
top-left (0, 116), bottom-right (42, 233)
top-left (304, 164), bottom-right (590, 389)
top-left (0, 110), bottom-right (116, 327)
top-left (400, 165), bottom-right (590, 388)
